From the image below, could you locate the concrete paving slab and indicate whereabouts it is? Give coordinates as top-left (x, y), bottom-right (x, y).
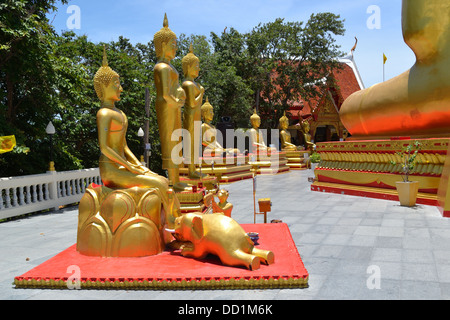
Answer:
top-left (1, 169), bottom-right (449, 300)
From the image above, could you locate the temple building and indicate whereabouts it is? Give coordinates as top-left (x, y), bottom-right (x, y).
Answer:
top-left (286, 51), bottom-right (364, 145)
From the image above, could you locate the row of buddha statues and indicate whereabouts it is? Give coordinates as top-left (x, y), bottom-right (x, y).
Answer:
top-left (76, 14), bottom-right (277, 271)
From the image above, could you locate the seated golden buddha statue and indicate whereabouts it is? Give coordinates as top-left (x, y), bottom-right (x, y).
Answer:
top-left (182, 44), bottom-right (206, 179)
top-left (301, 119), bottom-right (316, 152)
top-left (153, 14), bottom-right (189, 191)
top-left (249, 109), bottom-right (276, 154)
top-left (340, 0), bottom-right (450, 138)
top-left (279, 112), bottom-right (303, 151)
top-left (201, 98), bottom-right (240, 157)
top-left (77, 47), bottom-right (181, 257)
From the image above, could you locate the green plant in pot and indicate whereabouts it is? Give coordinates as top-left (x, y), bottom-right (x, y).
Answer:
top-left (390, 141), bottom-right (421, 207)
top-left (309, 152), bottom-right (321, 170)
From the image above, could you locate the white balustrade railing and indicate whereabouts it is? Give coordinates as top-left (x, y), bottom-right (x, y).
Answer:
top-left (0, 168), bottom-right (101, 220)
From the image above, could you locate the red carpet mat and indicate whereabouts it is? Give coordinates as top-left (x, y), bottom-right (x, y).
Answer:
top-left (14, 223), bottom-right (308, 290)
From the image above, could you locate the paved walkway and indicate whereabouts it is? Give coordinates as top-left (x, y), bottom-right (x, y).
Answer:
top-left (1, 169), bottom-right (450, 300)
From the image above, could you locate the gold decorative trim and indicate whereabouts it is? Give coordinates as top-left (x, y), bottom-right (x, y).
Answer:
top-left (14, 276), bottom-right (309, 290)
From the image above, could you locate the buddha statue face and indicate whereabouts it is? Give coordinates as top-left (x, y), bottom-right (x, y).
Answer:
top-left (182, 45), bottom-right (200, 79)
top-left (187, 60), bottom-right (200, 79)
top-left (162, 38), bottom-right (177, 61)
top-left (154, 14), bottom-right (177, 62)
top-left (102, 75), bottom-right (123, 104)
top-left (302, 120), bottom-right (310, 133)
top-left (203, 107), bottom-right (214, 123)
top-left (250, 109), bottom-right (261, 129)
top-left (251, 117), bottom-right (261, 129)
top-left (217, 189), bottom-right (229, 203)
top-left (94, 47), bottom-right (122, 105)
top-left (280, 119), bottom-right (288, 130)
top-left (201, 99), bottom-right (214, 123)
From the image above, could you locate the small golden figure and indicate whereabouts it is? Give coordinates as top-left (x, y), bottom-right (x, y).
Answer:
top-left (153, 14), bottom-right (188, 191)
top-left (211, 189), bottom-right (233, 218)
top-left (182, 44), bottom-right (205, 178)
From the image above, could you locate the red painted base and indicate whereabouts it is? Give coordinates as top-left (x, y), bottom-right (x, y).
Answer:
top-left (14, 223), bottom-right (308, 290)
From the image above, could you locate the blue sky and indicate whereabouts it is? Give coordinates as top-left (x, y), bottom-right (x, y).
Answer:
top-left (48, 0), bottom-right (416, 88)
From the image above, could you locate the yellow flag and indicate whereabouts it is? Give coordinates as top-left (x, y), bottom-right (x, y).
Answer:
top-left (383, 53), bottom-right (387, 64)
top-left (0, 135), bottom-right (16, 154)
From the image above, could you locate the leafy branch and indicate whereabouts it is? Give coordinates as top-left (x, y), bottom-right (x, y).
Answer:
top-left (390, 141), bottom-right (421, 182)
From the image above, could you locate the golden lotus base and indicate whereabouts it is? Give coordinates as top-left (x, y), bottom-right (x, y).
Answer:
top-left (76, 184), bottom-right (168, 258)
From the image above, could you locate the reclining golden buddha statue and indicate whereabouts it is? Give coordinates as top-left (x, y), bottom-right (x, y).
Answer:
top-left (77, 47), bottom-right (182, 258)
top-left (340, 0), bottom-right (450, 138)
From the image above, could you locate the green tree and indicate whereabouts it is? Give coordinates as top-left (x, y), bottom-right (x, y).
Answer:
top-left (246, 14), bottom-right (346, 129)
top-left (209, 29), bottom-right (254, 128)
top-left (0, 0), bottom-right (68, 176)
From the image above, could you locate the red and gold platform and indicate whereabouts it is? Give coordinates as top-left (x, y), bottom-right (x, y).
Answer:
top-left (284, 150), bottom-right (309, 170)
top-left (14, 223), bottom-right (308, 290)
top-left (311, 138), bottom-right (450, 215)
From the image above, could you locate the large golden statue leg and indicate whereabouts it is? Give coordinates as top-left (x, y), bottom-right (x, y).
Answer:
top-left (153, 14), bottom-right (189, 191)
top-left (340, 0), bottom-right (450, 138)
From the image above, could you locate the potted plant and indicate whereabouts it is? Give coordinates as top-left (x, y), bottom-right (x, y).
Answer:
top-left (309, 152), bottom-right (321, 171)
top-left (391, 141), bottom-right (421, 207)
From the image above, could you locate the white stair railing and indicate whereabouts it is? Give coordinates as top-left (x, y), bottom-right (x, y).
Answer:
top-left (0, 168), bottom-right (101, 220)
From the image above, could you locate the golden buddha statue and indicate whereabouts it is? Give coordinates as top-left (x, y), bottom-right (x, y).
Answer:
top-left (201, 98), bottom-right (240, 156)
top-left (301, 119), bottom-right (316, 151)
top-left (153, 14), bottom-right (188, 191)
top-left (182, 44), bottom-right (205, 178)
top-left (340, 0), bottom-right (450, 138)
top-left (249, 109), bottom-right (276, 154)
top-left (77, 47), bottom-right (182, 257)
top-left (279, 112), bottom-right (302, 151)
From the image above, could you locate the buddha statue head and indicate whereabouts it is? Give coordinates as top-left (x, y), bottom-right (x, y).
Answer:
top-left (182, 44), bottom-right (200, 79)
top-left (279, 112), bottom-right (289, 130)
top-left (94, 46), bottom-right (122, 105)
top-left (217, 189), bottom-right (230, 204)
top-left (153, 13), bottom-right (177, 61)
top-left (250, 109), bottom-right (261, 129)
top-left (301, 119), bottom-right (311, 133)
top-left (201, 97), bottom-right (214, 123)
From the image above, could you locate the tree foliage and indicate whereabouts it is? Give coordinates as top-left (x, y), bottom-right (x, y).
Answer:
top-left (0, 0), bottom-right (346, 177)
